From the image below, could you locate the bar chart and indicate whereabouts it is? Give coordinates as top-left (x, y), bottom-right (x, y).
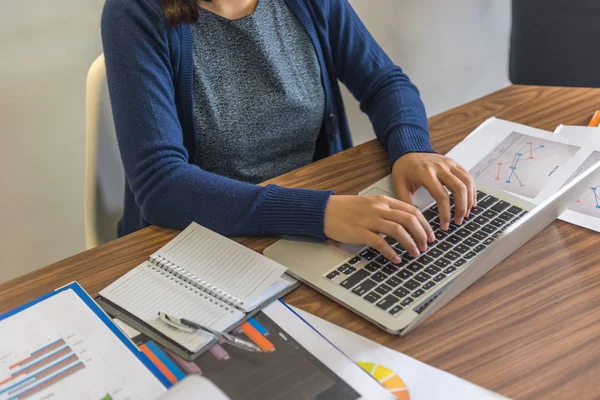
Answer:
top-left (0, 337), bottom-right (85, 400)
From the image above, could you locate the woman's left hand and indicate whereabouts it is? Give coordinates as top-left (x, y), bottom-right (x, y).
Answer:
top-left (391, 153), bottom-right (477, 231)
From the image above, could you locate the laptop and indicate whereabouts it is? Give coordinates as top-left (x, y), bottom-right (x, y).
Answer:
top-left (264, 160), bottom-right (600, 335)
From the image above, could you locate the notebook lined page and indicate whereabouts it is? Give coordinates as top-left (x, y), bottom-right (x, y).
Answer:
top-left (152, 223), bottom-right (287, 308)
top-left (99, 262), bottom-right (244, 353)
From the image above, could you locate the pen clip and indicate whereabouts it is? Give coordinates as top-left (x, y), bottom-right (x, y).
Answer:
top-left (158, 312), bottom-right (195, 333)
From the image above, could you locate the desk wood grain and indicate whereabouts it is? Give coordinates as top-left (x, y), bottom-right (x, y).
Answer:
top-left (2, 85), bottom-right (600, 399)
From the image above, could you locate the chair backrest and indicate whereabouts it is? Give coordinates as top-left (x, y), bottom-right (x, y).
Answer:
top-left (85, 54), bottom-right (125, 249)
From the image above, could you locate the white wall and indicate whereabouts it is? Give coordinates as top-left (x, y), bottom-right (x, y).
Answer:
top-left (347, 0), bottom-right (511, 144)
top-left (0, 1), bottom-right (105, 282)
top-left (0, 0), bottom-right (511, 283)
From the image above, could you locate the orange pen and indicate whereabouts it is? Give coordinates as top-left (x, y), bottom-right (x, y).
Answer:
top-left (589, 110), bottom-right (600, 127)
top-left (241, 321), bottom-right (275, 352)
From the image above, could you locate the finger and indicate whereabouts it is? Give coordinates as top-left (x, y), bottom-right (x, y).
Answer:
top-left (363, 232), bottom-right (401, 263)
top-left (384, 201), bottom-right (434, 244)
top-left (373, 220), bottom-right (420, 257)
top-left (394, 180), bottom-right (414, 207)
top-left (439, 170), bottom-right (468, 224)
top-left (454, 166), bottom-right (477, 210)
top-left (422, 175), bottom-right (451, 231)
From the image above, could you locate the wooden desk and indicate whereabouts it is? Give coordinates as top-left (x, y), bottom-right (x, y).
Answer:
top-left (2, 85), bottom-right (600, 399)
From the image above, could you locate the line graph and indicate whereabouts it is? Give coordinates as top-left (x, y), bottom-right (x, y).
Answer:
top-left (470, 132), bottom-right (580, 198)
top-left (564, 151), bottom-right (600, 217)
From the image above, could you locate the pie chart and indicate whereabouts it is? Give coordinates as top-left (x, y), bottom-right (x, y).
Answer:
top-left (357, 361), bottom-right (410, 400)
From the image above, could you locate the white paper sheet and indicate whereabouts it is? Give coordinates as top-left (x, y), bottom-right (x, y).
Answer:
top-left (552, 125), bottom-right (600, 231)
top-left (292, 307), bottom-right (506, 400)
top-left (0, 289), bottom-right (166, 400)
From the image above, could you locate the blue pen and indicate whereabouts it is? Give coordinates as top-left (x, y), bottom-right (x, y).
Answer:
top-left (248, 318), bottom-right (268, 336)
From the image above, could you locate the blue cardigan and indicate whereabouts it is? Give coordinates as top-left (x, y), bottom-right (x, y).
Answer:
top-left (101, 0), bottom-right (433, 238)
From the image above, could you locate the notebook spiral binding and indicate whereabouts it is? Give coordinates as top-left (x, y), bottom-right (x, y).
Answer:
top-left (149, 255), bottom-right (243, 312)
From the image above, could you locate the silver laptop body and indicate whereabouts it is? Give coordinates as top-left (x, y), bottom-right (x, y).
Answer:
top-left (264, 161), bottom-right (600, 335)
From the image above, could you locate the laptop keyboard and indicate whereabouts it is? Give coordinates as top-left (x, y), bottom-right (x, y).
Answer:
top-left (324, 191), bottom-right (527, 317)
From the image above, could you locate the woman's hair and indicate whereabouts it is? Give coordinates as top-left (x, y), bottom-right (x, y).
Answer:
top-left (162, 0), bottom-right (210, 25)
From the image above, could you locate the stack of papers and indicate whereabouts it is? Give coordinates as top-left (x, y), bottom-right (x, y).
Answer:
top-left (446, 117), bottom-right (600, 232)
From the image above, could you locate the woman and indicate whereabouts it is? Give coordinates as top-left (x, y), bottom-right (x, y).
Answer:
top-left (102, 0), bottom-right (476, 263)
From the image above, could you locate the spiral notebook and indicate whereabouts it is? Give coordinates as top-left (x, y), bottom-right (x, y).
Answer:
top-left (97, 222), bottom-right (298, 360)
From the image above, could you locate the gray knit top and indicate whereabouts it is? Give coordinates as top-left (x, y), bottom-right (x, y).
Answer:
top-left (190, 0), bottom-right (325, 184)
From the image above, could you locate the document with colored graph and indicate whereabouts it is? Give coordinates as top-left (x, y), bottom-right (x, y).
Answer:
top-left (553, 125), bottom-right (600, 232)
top-left (0, 282), bottom-right (169, 400)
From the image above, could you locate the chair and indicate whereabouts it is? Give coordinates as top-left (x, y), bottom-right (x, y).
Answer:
top-left (510, 0), bottom-right (600, 88)
top-left (85, 54), bottom-right (125, 249)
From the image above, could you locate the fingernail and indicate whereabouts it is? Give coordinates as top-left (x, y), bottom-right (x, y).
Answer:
top-left (412, 249), bottom-right (420, 257)
top-left (393, 255), bottom-right (402, 264)
top-left (429, 233), bottom-right (435, 242)
top-left (442, 223), bottom-right (449, 231)
top-left (421, 244), bottom-right (428, 252)
top-left (456, 217), bottom-right (464, 225)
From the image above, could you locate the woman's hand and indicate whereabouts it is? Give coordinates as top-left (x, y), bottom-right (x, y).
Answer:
top-left (324, 195), bottom-right (435, 263)
top-left (392, 153), bottom-right (477, 230)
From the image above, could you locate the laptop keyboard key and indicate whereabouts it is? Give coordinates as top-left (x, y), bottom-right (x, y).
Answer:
top-left (339, 269), bottom-right (369, 289)
top-left (499, 211), bottom-right (515, 221)
top-left (454, 244), bottom-right (469, 254)
top-left (464, 251), bottom-right (477, 259)
top-left (476, 190), bottom-right (487, 201)
top-left (447, 235), bottom-right (462, 245)
top-left (456, 229), bottom-right (471, 238)
top-left (403, 279), bottom-right (420, 290)
top-left (471, 207), bottom-right (484, 215)
top-left (407, 263), bottom-right (424, 273)
top-left (472, 231), bottom-right (488, 241)
top-left (483, 237), bottom-right (494, 245)
top-left (351, 279), bottom-right (377, 296)
top-left (473, 216), bottom-right (490, 226)
top-left (444, 266), bottom-right (457, 275)
top-left (483, 209), bottom-right (498, 219)
top-left (414, 272), bottom-right (431, 283)
top-left (478, 195), bottom-right (498, 208)
top-left (364, 292), bottom-right (381, 303)
top-left (422, 281), bottom-right (436, 290)
top-left (426, 248), bottom-right (443, 259)
top-left (434, 258), bottom-right (451, 269)
top-left (423, 209), bottom-right (437, 221)
top-left (437, 241), bottom-right (452, 252)
top-left (376, 295), bottom-right (399, 311)
top-left (386, 276), bottom-right (402, 287)
top-left (507, 206), bottom-right (523, 215)
top-left (384, 236), bottom-right (397, 245)
top-left (411, 289), bottom-right (426, 299)
top-left (445, 251), bottom-right (460, 261)
top-left (464, 222), bottom-right (480, 232)
top-left (371, 272), bottom-right (387, 282)
top-left (326, 270), bottom-right (340, 280)
top-left (348, 256), bottom-right (362, 265)
top-left (464, 237), bottom-right (479, 247)
top-left (490, 218), bottom-right (506, 228)
top-left (433, 273), bottom-right (446, 282)
top-left (474, 245), bottom-right (486, 253)
top-left (400, 297), bottom-right (414, 307)
top-left (417, 255), bottom-right (434, 265)
top-left (434, 231), bottom-right (448, 241)
top-left (375, 284), bottom-right (392, 296)
top-left (374, 255), bottom-right (389, 266)
top-left (382, 265), bottom-right (398, 275)
top-left (393, 287), bottom-right (410, 298)
top-left (388, 305), bottom-right (403, 316)
top-left (363, 262), bottom-right (380, 273)
top-left (481, 224), bottom-right (496, 234)
top-left (491, 200), bottom-right (511, 213)
top-left (397, 269), bottom-right (413, 280)
top-left (359, 249), bottom-right (378, 261)
top-left (425, 265), bottom-right (441, 275)
top-left (455, 259), bottom-right (468, 267)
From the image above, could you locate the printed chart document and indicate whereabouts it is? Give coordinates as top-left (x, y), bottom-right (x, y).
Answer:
top-left (292, 307), bottom-right (507, 400)
top-left (553, 125), bottom-right (600, 231)
top-left (0, 283), bottom-right (167, 400)
top-left (116, 302), bottom-right (392, 399)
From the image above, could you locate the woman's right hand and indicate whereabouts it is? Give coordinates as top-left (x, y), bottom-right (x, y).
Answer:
top-left (323, 195), bottom-right (435, 264)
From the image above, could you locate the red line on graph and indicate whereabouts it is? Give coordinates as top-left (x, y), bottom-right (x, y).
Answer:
top-left (15, 363), bottom-right (85, 399)
top-left (496, 163), bottom-right (502, 180)
top-left (9, 340), bottom-right (66, 369)
top-left (529, 142), bottom-right (534, 159)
